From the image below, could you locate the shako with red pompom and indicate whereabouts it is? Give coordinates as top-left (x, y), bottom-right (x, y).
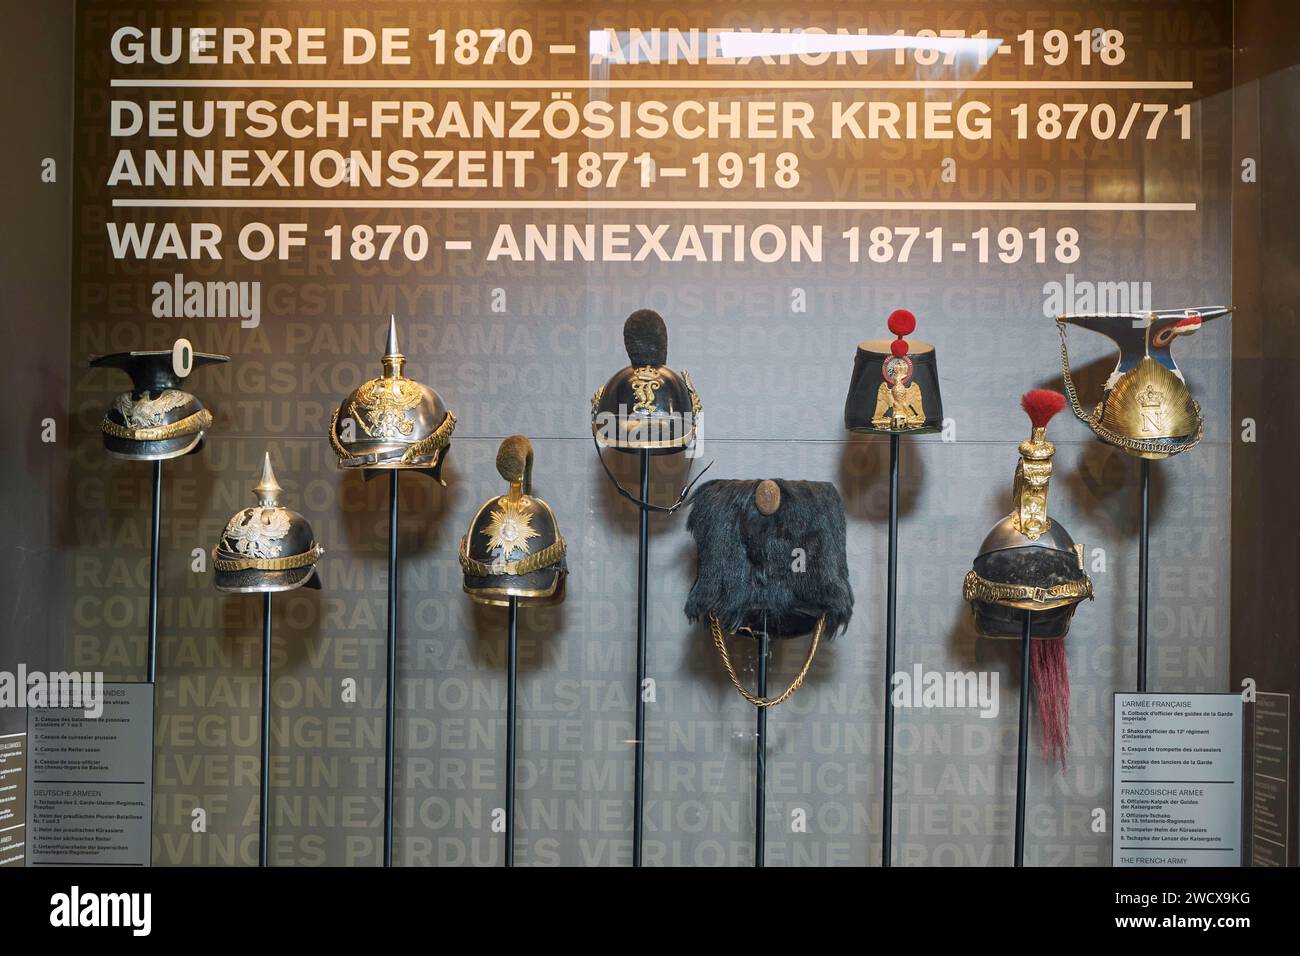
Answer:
top-left (844, 306), bottom-right (944, 434)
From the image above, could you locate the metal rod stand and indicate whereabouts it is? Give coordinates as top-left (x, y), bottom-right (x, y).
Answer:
top-left (147, 460), bottom-right (162, 682)
top-left (259, 592), bottom-right (273, 867)
top-left (384, 470), bottom-right (399, 867)
top-left (505, 597), bottom-right (519, 867)
top-left (1137, 459), bottom-right (1151, 693)
top-left (632, 449), bottom-right (650, 867)
top-left (755, 632), bottom-right (769, 868)
top-left (882, 433), bottom-right (900, 867)
top-left (1014, 611), bottom-right (1033, 867)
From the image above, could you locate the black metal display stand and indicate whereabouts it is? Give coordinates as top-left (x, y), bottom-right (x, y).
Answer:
top-left (147, 460), bottom-right (162, 683)
top-left (882, 433), bottom-right (900, 867)
top-left (259, 592), bottom-right (273, 867)
top-left (632, 449), bottom-right (650, 867)
top-left (383, 470), bottom-right (399, 867)
top-left (754, 632), bottom-right (769, 868)
top-left (1014, 612), bottom-right (1033, 868)
top-left (1136, 460), bottom-right (1151, 693)
top-left (504, 597), bottom-right (519, 867)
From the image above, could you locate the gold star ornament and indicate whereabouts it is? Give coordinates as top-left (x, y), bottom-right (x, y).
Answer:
top-left (481, 496), bottom-right (539, 559)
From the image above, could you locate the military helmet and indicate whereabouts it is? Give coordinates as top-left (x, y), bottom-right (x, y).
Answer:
top-left (963, 390), bottom-right (1093, 640)
top-left (213, 453), bottom-right (324, 593)
top-left (460, 436), bottom-right (566, 607)
top-left (844, 309), bottom-right (945, 435)
top-left (1056, 306), bottom-right (1231, 460)
top-left (592, 309), bottom-right (701, 455)
top-left (90, 348), bottom-right (228, 461)
top-left (329, 317), bottom-right (455, 478)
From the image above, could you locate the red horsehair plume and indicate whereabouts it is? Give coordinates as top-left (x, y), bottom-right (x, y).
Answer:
top-left (1021, 389), bottom-right (1070, 765)
top-left (1020, 389), bottom-right (1066, 430)
top-left (1032, 640), bottom-right (1071, 767)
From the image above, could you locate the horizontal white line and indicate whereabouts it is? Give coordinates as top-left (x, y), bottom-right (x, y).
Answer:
top-left (111, 199), bottom-right (1197, 211)
top-left (548, 44), bottom-right (577, 55)
top-left (0, 732), bottom-right (26, 739)
top-left (444, 240), bottom-right (473, 250)
top-left (0, 823), bottom-right (25, 833)
top-left (110, 78), bottom-right (1194, 91)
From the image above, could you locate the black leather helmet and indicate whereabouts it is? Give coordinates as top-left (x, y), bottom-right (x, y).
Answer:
top-left (460, 436), bottom-right (566, 607)
top-left (213, 453), bottom-right (324, 593)
top-left (90, 348), bottom-right (228, 461)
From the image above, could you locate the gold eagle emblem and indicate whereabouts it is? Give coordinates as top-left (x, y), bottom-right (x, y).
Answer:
top-left (114, 389), bottom-right (189, 427)
top-left (221, 507), bottom-right (291, 559)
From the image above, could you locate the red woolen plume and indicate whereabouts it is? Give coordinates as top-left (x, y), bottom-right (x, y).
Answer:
top-left (1021, 389), bottom-right (1066, 430)
top-left (887, 309), bottom-right (916, 336)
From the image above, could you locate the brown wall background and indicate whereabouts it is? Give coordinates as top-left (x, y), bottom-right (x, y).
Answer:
top-left (0, 1), bottom-right (74, 736)
top-left (9, 0), bottom-right (1289, 867)
top-left (1230, 1), bottom-right (1300, 867)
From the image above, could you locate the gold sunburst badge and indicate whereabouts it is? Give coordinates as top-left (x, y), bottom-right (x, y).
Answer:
top-left (481, 497), bottom-right (539, 559)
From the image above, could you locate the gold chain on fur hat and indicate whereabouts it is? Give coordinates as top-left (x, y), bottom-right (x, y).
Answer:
top-left (709, 615), bottom-right (823, 708)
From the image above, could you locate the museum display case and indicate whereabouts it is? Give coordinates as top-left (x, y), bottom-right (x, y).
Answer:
top-left (0, 2), bottom-right (1296, 898)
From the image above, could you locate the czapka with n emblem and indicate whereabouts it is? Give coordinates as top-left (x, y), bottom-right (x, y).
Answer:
top-left (90, 346), bottom-right (228, 461)
top-left (329, 317), bottom-right (456, 479)
top-left (1055, 306), bottom-right (1232, 460)
top-left (213, 453), bottom-right (324, 593)
top-left (461, 436), bottom-right (567, 607)
top-left (591, 309), bottom-right (708, 511)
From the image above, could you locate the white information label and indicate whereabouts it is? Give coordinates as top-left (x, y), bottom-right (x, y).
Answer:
top-left (1113, 693), bottom-right (1243, 867)
top-left (25, 683), bottom-right (154, 867)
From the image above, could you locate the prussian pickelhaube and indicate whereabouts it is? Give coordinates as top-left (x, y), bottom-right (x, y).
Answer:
top-left (213, 453), bottom-right (324, 593)
top-left (460, 436), bottom-right (566, 607)
top-left (592, 309), bottom-right (701, 455)
top-left (1056, 306), bottom-right (1232, 460)
top-left (90, 347), bottom-right (228, 461)
top-left (844, 308), bottom-right (944, 434)
top-left (329, 317), bottom-right (455, 478)
top-left (964, 390), bottom-right (1093, 641)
